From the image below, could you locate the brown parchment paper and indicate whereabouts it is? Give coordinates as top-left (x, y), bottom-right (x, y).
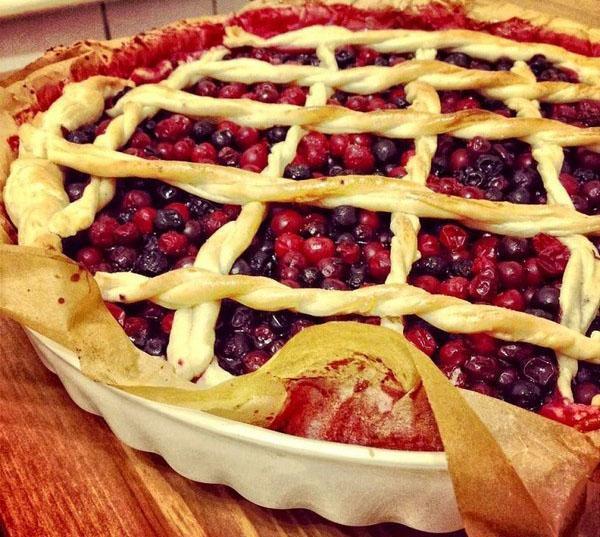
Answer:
top-left (1, 243), bottom-right (599, 537)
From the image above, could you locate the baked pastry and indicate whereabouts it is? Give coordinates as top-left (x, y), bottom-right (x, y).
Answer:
top-left (2, 0), bottom-right (600, 434)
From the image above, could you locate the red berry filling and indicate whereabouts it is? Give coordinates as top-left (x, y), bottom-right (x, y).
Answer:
top-left (231, 204), bottom-right (392, 289)
top-left (226, 46), bottom-right (319, 65)
top-left (215, 301), bottom-right (380, 374)
top-left (541, 100), bottom-right (600, 127)
top-left (559, 147), bottom-right (600, 215)
top-left (404, 317), bottom-right (559, 411)
top-left (439, 90), bottom-right (515, 116)
top-left (188, 77), bottom-right (308, 105)
top-left (328, 86), bottom-right (409, 111)
top-left (105, 300), bottom-right (172, 357)
top-left (63, 179), bottom-right (240, 276)
top-left (334, 46), bottom-right (414, 69)
top-left (427, 135), bottom-right (546, 203)
top-left (120, 113), bottom-right (283, 172)
top-left (409, 220), bottom-right (569, 322)
top-left (285, 131), bottom-right (414, 179)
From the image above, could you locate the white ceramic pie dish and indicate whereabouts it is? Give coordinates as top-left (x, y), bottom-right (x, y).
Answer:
top-left (25, 328), bottom-right (462, 532)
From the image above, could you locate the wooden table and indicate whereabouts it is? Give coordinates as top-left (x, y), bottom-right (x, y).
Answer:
top-left (0, 317), bottom-right (464, 536)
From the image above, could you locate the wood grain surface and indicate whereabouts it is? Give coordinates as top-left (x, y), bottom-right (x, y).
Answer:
top-left (0, 317), bottom-right (464, 537)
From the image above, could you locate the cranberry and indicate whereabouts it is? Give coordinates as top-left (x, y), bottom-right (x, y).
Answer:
top-left (336, 241), bottom-right (361, 264)
top-left (155, 115), bottom-right (192, 141)
top-left (76, 246), bottom-right (103, 267)
top-left (270, 209), bottom-right (303, 236)
top-left (235, 127), bottom-right (260, 149)
top-left (450, 149), bottom-right (469, 171)
top-left (368, 250), bottom-right (391, 280)
top-left (467, 333), bottom-right (497, 355)
top-left (240, 143), bottom-right (268, 170)
top-left (405, 326), bottom-right (437, 357)
top-left (114, 222), bottom-right (140, 245)
top-left (439, 340), bottom-right (469, 368)
top-left (243, 350), bottom-right (270, 372)
top-left (172, 138), bottom-right (195, 161)
top-left (274, 232), bottom-right (304, 259)
top-left (193, 78), bottom-right (218, 97)
top-left (219, 83), bottom-right (246, 99)
top-left (497, 261), bottom-right (524, 288)
top-left (343, 144), bottom-right (375, 173)
top-left (493, 289), bottom-right (525, 311)
top-left (133, 207), bottom-right (157, 234)
top-left (191, 142), bottom-right (218, 163)
top-left (89, 218), bottom-right (117, 247)
top-left (469, 274), bottom-right (497, 302)
top-left (411, 275), bottom-right (440, 293)
top-left (418, 233), bottom-right (441, 256)
top-left (439, 276), bottom-right (469, 299)
top-left (505, 380), bottom-right (542, 409)
top-left (158, 231), bottom-right (188, 256)
top-left (303, 237), bottom-right (335, 264)
top-left (439, 224), bottom-right (468, 251)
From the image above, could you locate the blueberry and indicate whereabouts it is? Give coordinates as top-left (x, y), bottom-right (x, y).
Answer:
top-left (144, 337), bottom-right (166, 356)
top-left (300, 266), bottom-right (321, 287)
top-left (231, 258), bottom-right (252, 275)
top-left (211, 129), bottom-right (233, 148)
top-left (450, 258), bottom-right (473, 278)
top-left (335, 46), bottom-right (356, 68)
top-left (136, 250), bottom-right (169, 276)
top-left (284, 164), bottom-right (312, 180)
top-left (66, 182), bottom-right (87, 201)
top-left (192, 120), bottom-right (215, 141)
top-left (413, 255), bottom-right (448, 277)
top-left (347, 264), bottom-right (367, 289)
top-left (524, 308), bottom-right (554, 321)
top-left (66, 125), bottom-right (95, 145)
top-left (522, 356), bottom-right (557, 387)
top-left (332, 205), bottom-right (357, 227)
top-left (507, 187), bottom-right (531, 204)
top-left (155, 184), bottom-right (180, 203)
top-left (532, 286), bottom-right (560, 313)
top-left (373, 139), bottom-right (398, 164)
top-left (505, 379), bottom-right (542, 409)
top-left (154, 208), bottom-right (184, 231)
top-left (108, 246), bottom-right (137, 271)
top-left (266, 126), bottom-right (288, 144)
top-left (183, 220), bottom-right (203, 242)
top-left (443, 52), bottom-right (469, 68)
top-left (222, 332), bottom-right (252, 358)
top-left (231, 307), bottom-right (255, 332)
top-left (187, 197), bottom-right (213, 217)
top-left (269, 312), bottom-right (291, 334)
top-left (476, 154), bottom-right (504, 177)
top-left (498, 237), bottom-right (529, 259)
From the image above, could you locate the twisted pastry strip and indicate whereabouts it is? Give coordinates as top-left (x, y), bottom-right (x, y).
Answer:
top-left (105, 57), bottom-right (600, 103)
top-left (4, 77), bottom-right (128, 248)
top-left (109, 86), bottom-right (600, 146)
top-left (225, 26), bottom-right (600, 82)
top-left (382, 79), bottom-right (439, 333)
top-left (507, 84), bottom-right (600, 401)
top-left (30, 135), bottom-right (600, 237)
top-left (94, 269), bottom-right (600, 364)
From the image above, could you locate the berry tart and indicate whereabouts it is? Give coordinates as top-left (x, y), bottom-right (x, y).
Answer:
top-left (2, 0), bottom-right (600, 443)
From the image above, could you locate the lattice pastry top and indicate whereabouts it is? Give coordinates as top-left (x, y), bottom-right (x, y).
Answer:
top-left (2, 0), bottom-right (600, 425)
